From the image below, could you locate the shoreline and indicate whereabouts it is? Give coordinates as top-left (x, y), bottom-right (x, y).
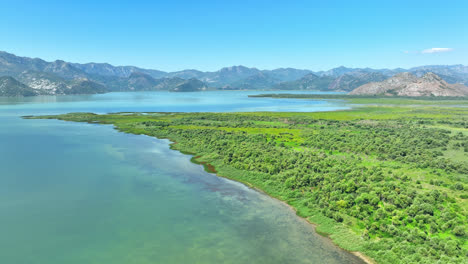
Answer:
top-left (247, 185), bottom-right (375, 264)
top-left (31, 114), bottom-right (376, 263)
top-left (165, 139), bottom-right (375, 264)
top-left (25, 107), bottom-right (468, 264)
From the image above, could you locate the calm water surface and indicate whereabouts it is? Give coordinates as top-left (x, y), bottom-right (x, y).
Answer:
top-left (0, 91), bottom-right (363, 264)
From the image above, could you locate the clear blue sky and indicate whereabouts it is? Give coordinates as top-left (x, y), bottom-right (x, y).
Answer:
top-left (1, 0), bottom-right (467, 71)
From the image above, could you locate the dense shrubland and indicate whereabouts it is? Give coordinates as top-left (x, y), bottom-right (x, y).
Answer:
top-left (29, 106), bottom-right (468, 263)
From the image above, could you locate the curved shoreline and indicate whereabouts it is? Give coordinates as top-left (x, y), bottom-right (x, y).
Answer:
top-left (33, 116), bottom-right (375, 263)
top-left (165, 139), bottom-right (375, 264)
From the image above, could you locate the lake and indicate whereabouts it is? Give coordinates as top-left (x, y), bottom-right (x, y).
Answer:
top-left (0, 91), bottom-right (363, 264)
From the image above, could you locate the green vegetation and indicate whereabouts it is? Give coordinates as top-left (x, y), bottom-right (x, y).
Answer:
top-left (27, 106), bottom-right (468, 263)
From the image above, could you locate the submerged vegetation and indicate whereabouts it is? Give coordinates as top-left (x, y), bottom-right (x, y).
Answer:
top-left (27, 105), bottom-right (468, 264)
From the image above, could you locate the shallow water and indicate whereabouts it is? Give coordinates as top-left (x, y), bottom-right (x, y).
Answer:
top-left (0, 91), bottom-right (363, 264)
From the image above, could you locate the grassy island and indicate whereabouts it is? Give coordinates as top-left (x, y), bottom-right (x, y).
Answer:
top-left (26, 105), bottom-right (468, 264)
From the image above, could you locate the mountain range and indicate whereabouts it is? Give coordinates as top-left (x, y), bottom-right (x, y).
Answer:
top-left (350, 72), bottom-right (468, 96)
top-left (1, 51), bottom-right (468, 96)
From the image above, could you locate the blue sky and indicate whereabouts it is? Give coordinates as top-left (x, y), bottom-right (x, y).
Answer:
top-left (1, 0), bottom-right (467, 71)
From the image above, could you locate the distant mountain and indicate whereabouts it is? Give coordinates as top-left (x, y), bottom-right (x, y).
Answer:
top-left (273, 71), bottom-right (393, 92)
top-left (328, 72), bottom-right (387, 91)
top-left (153, 77), bottom-right (187, 90)
top-left (17, 71), bottom-right (71, 94)
top-left (317, 65), bottom-right (468, 86)
top-left (218, 65), bottom-right (260, 78)
top-left (408, 65), bottom-right (468, 85)
top-left (349, 72), bottom-right (468, 96)
top-left (317, 66), bottom-right (360, 77)
top-left (87, 74), bottom-right (129, 92)
top-left (166, 69), bottom-right (208, 80)
top-left (166, 66), bottom-right (311, 89)
top-left (206, 66), bottom-right (261, 86)
top-left (15, 71), bottom-right (106, 95)
top-left (71, 63), bottom-right (167, 79)
top-left (126, 72), bottom-right (161, 91)
top-left (1, 50), bottom-right (468, 96)
top-left (0, 76), bottom-right (38, 96)
top-left (231, 72), bottom-right (281, 90)
top-left (125, 72), bottom-right (209, 91)
top-left (170, 78), bottom-right (207, 92)
top-left (0, 70), bottom-right (107, 96)
top-left (316, 66), bottom-right (405, 78)
top-left (0, 52), bottom-right (285, 92)
top-left (0, 52), bottom-right (87, 80)
top-left (275, 67), bottom-right (467, 92)
top-left (164, 66), bottom-right (261, 86)
top-left (266, 68), bottom-right (313, 82)
top-left (41, 60), bottom-right (88, 79)
top-left (67, 79), bottom-right (108, 94)
top-left (274, 73), bottom-right (335, 90)
top-left (0, 51), bottom-right (48, 76)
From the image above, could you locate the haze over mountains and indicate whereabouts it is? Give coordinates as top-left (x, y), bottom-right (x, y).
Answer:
top-left (1, 51), bottom-right (468, 96)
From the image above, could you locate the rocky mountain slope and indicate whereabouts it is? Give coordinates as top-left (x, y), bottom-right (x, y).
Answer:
top-left (17, 71), bottom-right (70, 93)
top-left (0, 73), bottom-right (107, 96)
top-left (0, 76), bottom-right (39, 96)
top-left (349, 72), bottom-right (468, 96)
top-left (410, 65), bottom-right (468, 85)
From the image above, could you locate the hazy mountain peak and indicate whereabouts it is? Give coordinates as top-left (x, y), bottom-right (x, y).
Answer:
top-left (219, 65), bottom-right (258, 72)
top-left (302, 73), bottom-right (320, 79)
top-left (421, 72), bottom-right (444, 82)
top-left (393, 72), bottom-right (417, 79)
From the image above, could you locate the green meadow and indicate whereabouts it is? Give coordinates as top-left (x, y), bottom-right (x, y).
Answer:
top-left (28, 104), bottom-right (468, 264)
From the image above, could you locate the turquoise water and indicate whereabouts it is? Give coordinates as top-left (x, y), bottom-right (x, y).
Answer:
top-left (0, 91), bottom-right (363, 264)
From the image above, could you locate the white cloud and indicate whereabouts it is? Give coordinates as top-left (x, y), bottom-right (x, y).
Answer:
top-left (421, 48), bottom-right (453, 54)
